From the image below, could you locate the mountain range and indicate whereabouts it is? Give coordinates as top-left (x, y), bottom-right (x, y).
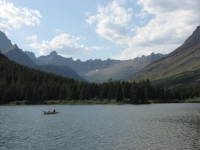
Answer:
top-left (128, 25), bottom-right (200, 87)
top-left (0, 30), bottom-right (164, 83)
top-left (0, 31), bottom-right (86, 81)
top-left (25, 51), bottom-right (164, 82)
top-left (1, 25), bottom-right (199, 86)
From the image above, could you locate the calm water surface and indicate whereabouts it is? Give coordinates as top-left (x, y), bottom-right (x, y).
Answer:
top-left (0, 104), bottom-right (200, 150)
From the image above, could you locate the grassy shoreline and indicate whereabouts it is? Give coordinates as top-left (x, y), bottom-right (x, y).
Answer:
top-left (183, 97), bottom-right (200, 103)
top-left (4, 97), bottom-right (200, 105)
top-left (7, 99), bottom-right (121, 105)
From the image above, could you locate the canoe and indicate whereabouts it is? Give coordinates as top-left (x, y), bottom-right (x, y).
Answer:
top-left (42, 110), bottom-right (60, 115)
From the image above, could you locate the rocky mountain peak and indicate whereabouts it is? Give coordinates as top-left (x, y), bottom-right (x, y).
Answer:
top-left (184, 25), bottom-right (200, 44)
top-left (0, 31), bottom-right (13, 52)
top-left (50, 51), bottom-right (58, 56)
top-left (13, 44), bottom-right (18, 48)
top-left (24, 51), bottom-right (37, 61)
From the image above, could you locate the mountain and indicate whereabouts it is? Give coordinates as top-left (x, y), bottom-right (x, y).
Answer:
top-left (84, 53), bottom-right (164, 82)
top-left (127, 25), bottom-right (200, 87)
top-left (0, 31), bottom-right (12, 52)
top-left (37, 51), bottom-right (121, 75)
top-left (35, 51), bottom-right (164, 82)
top-left (0, 31), bottom-right (164, 83)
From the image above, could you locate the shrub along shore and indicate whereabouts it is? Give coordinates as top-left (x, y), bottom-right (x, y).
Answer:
top-left (6, 97), bottom-right (200, 105)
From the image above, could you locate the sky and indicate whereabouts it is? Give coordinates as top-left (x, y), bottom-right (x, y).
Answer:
top-left (0, 0), bottom-right (200, 61)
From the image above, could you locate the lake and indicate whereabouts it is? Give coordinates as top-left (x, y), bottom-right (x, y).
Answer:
top-left (0, 104), bottom-right (200, 150)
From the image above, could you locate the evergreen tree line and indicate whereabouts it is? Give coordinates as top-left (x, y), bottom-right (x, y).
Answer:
top-left (0, 53), bottom-right (200, 104)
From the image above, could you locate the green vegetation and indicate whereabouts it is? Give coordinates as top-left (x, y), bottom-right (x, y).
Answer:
top-left (0, 52), bottom-right (200, 105)
top-left (9, 100), bottom-right (28, 105)
top-left (183, 97), bottom-right (200, 103)
top-left (43, 99), bottom-right (118, 105)
top-left (152, 69), bottom-right (200, 87)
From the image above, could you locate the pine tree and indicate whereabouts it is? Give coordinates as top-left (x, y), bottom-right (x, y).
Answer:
top-left (115, 85), bottom-right (123, 102)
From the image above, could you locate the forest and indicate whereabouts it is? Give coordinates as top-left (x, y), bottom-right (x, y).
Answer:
top-left (0, 52), bottom-right (200, 104)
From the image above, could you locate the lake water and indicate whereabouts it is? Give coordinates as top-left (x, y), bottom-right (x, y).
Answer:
top-left (0, 104), bottom-right (200, 150)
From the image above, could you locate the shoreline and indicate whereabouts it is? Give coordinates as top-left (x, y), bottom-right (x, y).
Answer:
top-left (2, 97), bottom-right (200, 106)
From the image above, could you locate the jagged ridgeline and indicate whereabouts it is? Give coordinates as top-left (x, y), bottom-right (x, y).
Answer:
top-left (31, 51), bottom-right (164, 83)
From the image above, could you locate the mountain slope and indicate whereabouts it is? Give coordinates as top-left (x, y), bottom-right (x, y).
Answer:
top-left (32, 64), bottom-right (86, 81)
top-left (3, 44), bottom-right (36, 67)
top-left (127, 25), bottom-right (200, 87)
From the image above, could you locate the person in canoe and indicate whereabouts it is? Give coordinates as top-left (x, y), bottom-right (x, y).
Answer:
top-left (53, 109), bottom-right (56, 112)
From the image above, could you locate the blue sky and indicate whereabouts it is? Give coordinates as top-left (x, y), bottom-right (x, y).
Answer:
top-left (0, 0), bottom-right (200, 61)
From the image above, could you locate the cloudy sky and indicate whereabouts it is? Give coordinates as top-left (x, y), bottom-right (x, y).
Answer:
top-left (0, 0), bottom-right (199, 61)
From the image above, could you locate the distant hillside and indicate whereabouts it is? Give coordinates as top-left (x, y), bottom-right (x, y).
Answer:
top-left (84, 53), bottom-right (164, 82)
top-left (127, 25), bottom-right (200, 87)
top-left (35, 51), bottom-right (164, 82)
top-left (37, 51), bottom-right (121, 75)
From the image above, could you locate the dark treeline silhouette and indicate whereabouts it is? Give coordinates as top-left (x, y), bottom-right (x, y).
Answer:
top-left (0, 52), bottom-right (200, 104)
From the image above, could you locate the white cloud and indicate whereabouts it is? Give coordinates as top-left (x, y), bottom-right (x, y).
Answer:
top-left (87, 0), bottom-right (200, 60)
top-left (55, 28), bottom-right (64, 33)
top-left (0, 0), bottom-right (41, 33)
top-left (86, 15), bottom-right (96, 25)
top-left (85, 11), bottom-right (90, 16)
top-left (86, 1), bottom-right (132, 45)
top-left (90, 46), bottom-right (104, 50)
top-left (0, 22), bottom-right (11, 34)
top-left (27, 33), bottom-right (91, 57)
top-left (135, 11), bottom-right (148, 18)
top-left (119, 0), bottom-right (200, 60)
top-left (25, 35), bottom-right (37, 42)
